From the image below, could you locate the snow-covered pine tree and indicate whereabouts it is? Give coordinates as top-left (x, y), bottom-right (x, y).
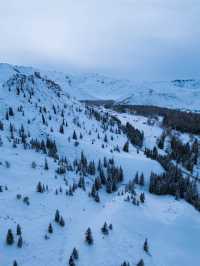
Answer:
top-left (6, 229), bottom-right (14, 245)
top-left (85, 228), bottom-right (93, 245)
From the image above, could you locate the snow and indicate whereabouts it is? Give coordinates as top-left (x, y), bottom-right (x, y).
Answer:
top-left (1, 146), bottom-right (200, 266)
top-left (1, 63), bottom-right (200, 111)
top-left (0, 63), bottom-right (200, 266)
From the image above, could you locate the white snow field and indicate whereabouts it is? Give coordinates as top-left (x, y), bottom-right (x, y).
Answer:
top-left (0, 63), bottom-right (200, 266)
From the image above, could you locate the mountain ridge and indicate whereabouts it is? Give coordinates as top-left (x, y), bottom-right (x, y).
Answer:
top-left (1, 63), bottom-right (199, 112)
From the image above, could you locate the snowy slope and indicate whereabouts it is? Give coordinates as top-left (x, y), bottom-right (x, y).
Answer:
top-left (0, 63), bottom-right (200, 266)
top-left (1, 63), bottom-right (200, 111)
top-left (54, 71), bottom-right (200, 112)
top-left (117, 79), bottom-right (200, 112)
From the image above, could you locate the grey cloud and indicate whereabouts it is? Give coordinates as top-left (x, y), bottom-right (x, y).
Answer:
top-left (0, 0), bottom-right (200, 80)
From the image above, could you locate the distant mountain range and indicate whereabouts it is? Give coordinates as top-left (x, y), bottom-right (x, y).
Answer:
top-left (1, 63), bottom-right (199, 111)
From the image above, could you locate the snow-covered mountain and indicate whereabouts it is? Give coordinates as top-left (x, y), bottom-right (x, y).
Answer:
top-left (52, 70), bottom-right (200, 112)
top-left (1, 63), bottom-right (200, 112)
top-left (0, 63), bottom-right (200, 266)
top-left (69, 75), bottom-right (200, 112)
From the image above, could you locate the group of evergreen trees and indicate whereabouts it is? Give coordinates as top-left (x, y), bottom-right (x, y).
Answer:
top-left (123, 122), bottom-right (144, 148)
top-left (6, 224), bottom-right (23, 248)
top-left (69, 247), bottom-right (79, 266)
top-left (144, 144), bottom-right (200, 211)
top-left (36, 182), bottom-right (48, 193)
top-left (101, 222), bottom-right (113, 235)
top-left (85, 227), bottom-right (93, 245)
top-left (30, 138), bottom-right (58, 159)
top-left (112, 104), bottom-right (200, 135)
top-left (57, 152), bottom-right (124, 196)
top-left (170, 136), bottom-right (198, 172)
top-left (54, 209), bottom-right (65, 227)
top-left (149, 169), bottom-right (200, 211)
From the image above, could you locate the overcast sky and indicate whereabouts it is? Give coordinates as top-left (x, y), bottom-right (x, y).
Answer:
top-left (1, 0), bottom-right (200, 80)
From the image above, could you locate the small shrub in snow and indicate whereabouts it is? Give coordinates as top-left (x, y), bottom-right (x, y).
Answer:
top-left (16, 194), bottom-right (22, 200)
top-left (31, 161), bottom-right (37, 169)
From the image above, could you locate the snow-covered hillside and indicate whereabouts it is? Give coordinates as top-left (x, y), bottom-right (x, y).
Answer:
top-left (0, 63), bottom-right (200, 266)
top-left (1, 63), bottom-right (200, 112)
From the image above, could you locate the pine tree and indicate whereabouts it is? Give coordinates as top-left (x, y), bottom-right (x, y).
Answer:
top-left (42, 114), bottom-right (46, 125)
top-left (91, 184), bottom-right (96, 198)
top-left (48, 223), bottom-right (53, 234)
top-left (16, 224), bottom-right (22, 235)
top-left (85, 228), bottom-right (93, 245)
top-left (0, 121), bottom-right (3, 131)
top-left (37, 181), bottom-right (43, 193)
top-left (140, 192), bottom-right (145, 203)
top-left (55, 209), bottom-right (60, 223)
top-left (9, 107), bottom-right (14, 116)
top-left (95, 192), bottom-right (100, 203)
top-left (123, 141), bottom-right (129, 152)
top-left (109, 224), bottom-right (113, 230)
top-left (13, 261), bottom-right (18, 266)
top-left (137, 259), bottom-right (144, 266)
top-left (6, 229), bottom-right (14, 245)
top-left (143, 238), bottom-right (149, 253)
top-left (121, 262), bottom-right (130, 266)
top-left (5, 111), bottom-right (9, 120)
top-left (101, 222), bottom-right (109, 235)
top-left (72, 247), bottom-right (79, 260)
top-left (134, 172), bottom-right (139, 184)
top-left (59, 216), bottom-right (65, 227)
top-left (104, 134), bottom-right (108, 143)
top-left (72, 130), bottom-right (77, 140)
top-left (17, 236), bottom-right (23, 248)
top-left (139, 173), bottom-right (145, 186)
top-left (44, 158), bottom-right (49, 170)
top-left (69, 255), bottom-right (75, 266)
top-left (59, 125), bottom-right (64, 134)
